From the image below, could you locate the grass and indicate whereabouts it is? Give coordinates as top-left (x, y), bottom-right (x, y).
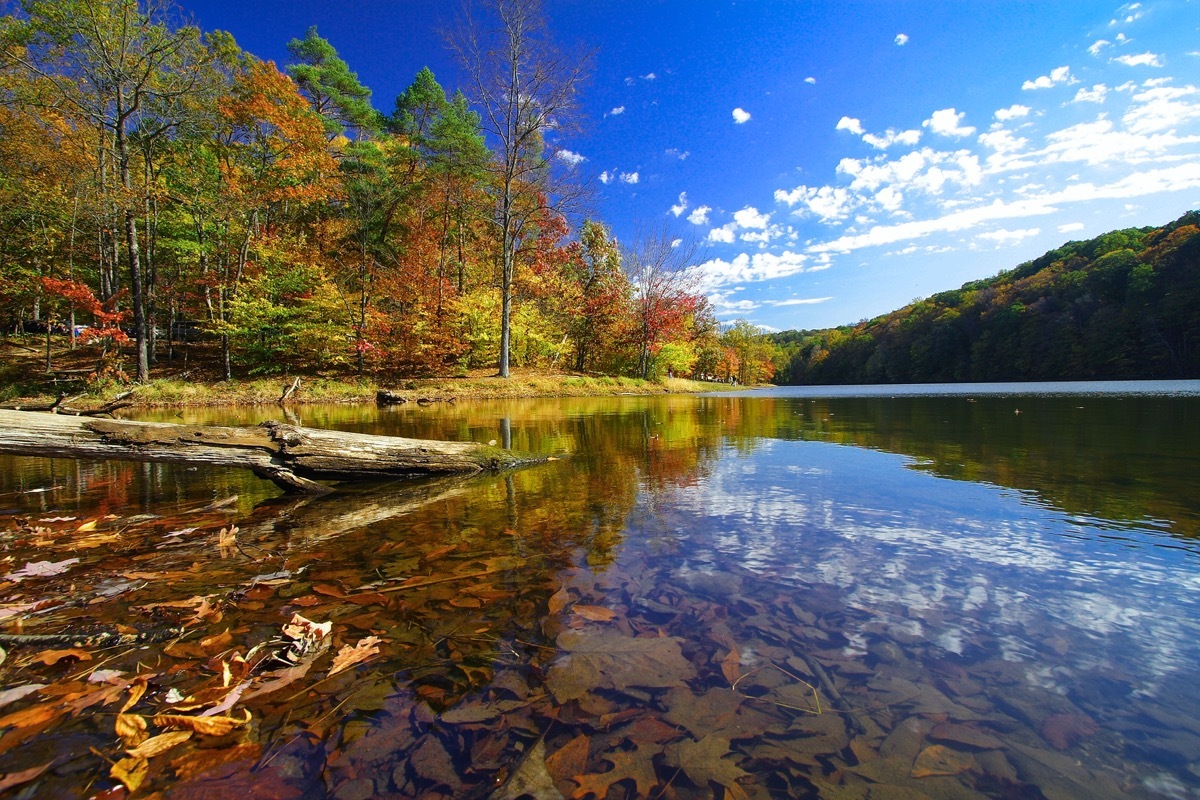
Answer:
top-left (0, 336), bottom-right (744, 409)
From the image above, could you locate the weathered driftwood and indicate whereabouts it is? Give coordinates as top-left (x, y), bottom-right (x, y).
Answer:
top-left (376, 389), bottom-right (408, 405)
top-left (0, 409), bottom-right (532, 495)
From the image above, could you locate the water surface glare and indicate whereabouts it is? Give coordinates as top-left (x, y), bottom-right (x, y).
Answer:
top-left (0, 384), bottom-right (1197, 798)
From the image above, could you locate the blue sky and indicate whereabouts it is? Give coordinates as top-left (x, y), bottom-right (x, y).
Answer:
top-left (186, 0), bottom-right (1200, 331)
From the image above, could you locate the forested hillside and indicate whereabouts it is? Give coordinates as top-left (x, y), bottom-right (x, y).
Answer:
top-left (773, 211), bottom-right (1200, 384)
top-left (0, 2), bottom-right (722, 384)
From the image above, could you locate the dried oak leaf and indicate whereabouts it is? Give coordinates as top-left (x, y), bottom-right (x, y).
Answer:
top-left (573, 605), bottom-right (617, 622)
top-left (544, 734), bottom-right (589, 791)
top-left (663, 734), bottom-right (748, 790)
top-left (546, 629), bottom-right (696, 703)
top-left (4, 558), bottom-right (79, 581)
top-left (36, 648), bottom-right (91, 666)
top-left (115, 713), bottom-right (149, 748)
top-left (153, 709), bottom-right (251, 736)
top-left (328, 635), bottom-right (382, 677)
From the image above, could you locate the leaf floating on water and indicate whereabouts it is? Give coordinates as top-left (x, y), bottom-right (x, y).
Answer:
top-left (281, 613), bottom-right (331, 641)
top-left (125, 730), bottom-right (193, 759)
top-left (115, 713), bottom-right (149, 749)
top-left (0, 684), bottom-right (45, 709)
top-left (4, 558), bottom-right (79, 581)
top-left (328, 636), bottom-right (382, 676)
top-left (548, 588), bottom-right (571, 614)
top-left (110, 756), bottom-right (148, 793)
top-left (153, 708), bottom-right (251, 736)
top-left (911, 744), bottom-right (977, 778)
top-left (36, 648), bottom-right (91, 666)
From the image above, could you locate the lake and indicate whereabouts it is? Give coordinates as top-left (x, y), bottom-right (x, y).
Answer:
top-left (0, 382), bottom-right (1198, 798)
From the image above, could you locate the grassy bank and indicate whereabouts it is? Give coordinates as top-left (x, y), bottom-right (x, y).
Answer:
top-left (1, 338), bottom-right (741, 408)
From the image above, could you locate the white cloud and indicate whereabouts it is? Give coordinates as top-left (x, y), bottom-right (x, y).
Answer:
top-left (874, 186), bottom-right (905, 213)
top-left (642, 72), bottom-right (657, 81)
top-left (1113, 52), bottom-right (1164, 67)
top-left (775, 184), bottom-right (857, 222)
top-left (978, 129), bottom-right (1028, 154)
top-left (810, 164), bottom-right (1200, 255)
top-left (1123, 84), bottom-right (1200, 135)
top-left (670, 192), bottom-right (688, 217)
top-left (687, 205), bottom-right (711, 225)
top-left (925, 108), bottom-right (976, 138)
top-left (1022, 65), bottom-right (1074, 90)
top-left (665, 148), bottom-right (689, 160)
top-left (1088, 39), bottom-right (1112, 56)
top-left (995, 104), bottom-right (1031, 121)
top-left (599, 170), bottom-right (613, 184)
top-left (556, 149), bottom-right (586, 166)
top-left (696, 250), bottom-right (815, 288)
top-left (619, 171), bottom-right (639, 184)
top-left (770, 297), bottom-right (833, 306)
top-left (836, 116), bottom-right (865, 135)
top-left (977, 227), bottom-right (1041, 245)
top-left (708, 224), bottom-right (737, 243)
top-left (670, 238), bottom-right (682, 248)
top-left (1058, 222), bottom-right (1085, 233)
top-left (805, 76), bottom-right (817, 85)
top-left (609, 106), bottom-right (625, 116)
top-left (863, 128), bottom-right (923, 150)
top-left (732, 107), bottom-right (752, 124)
top-left (733, 206), bottom-right (771, 229)
top-left (894, 33), bottom-right (909, 46)
top-left (1073, 84), bottom-right (1108, 104)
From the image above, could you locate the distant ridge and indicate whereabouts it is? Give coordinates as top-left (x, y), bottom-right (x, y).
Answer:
top-left (772, 211), bottom-right (1200, 385)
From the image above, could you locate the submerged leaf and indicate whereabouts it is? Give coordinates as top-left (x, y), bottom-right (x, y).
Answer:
top-left (328, 636), bottom-right (382, 676)
top-left (4, 558), bottom-right (79, 581)
top-left (547, 629), bottom-right (696, 702)
top-left (126, 730), bottom-right (193, 759)
top-left (110, 756), bottom-right (148, 793)
top-left (153, 709), bottom-right (251, 736)
top-left (663, 734), bottom-right (748, 789)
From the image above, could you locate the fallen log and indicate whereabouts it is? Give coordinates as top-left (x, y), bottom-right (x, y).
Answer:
top-left (0, 409), bottom-right (535, 495)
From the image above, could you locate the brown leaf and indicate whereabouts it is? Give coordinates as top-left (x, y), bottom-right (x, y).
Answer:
top-left (120, 678), bottom-right (148, 713)
top-left (36, 648), bottom-right (91, 666)
top-left (720, 646), bottom-right (740, 686)
top-left (110, 756), bottom-right (148, 793)
top-left (545, 734), bottom-right (588, 790)
top-left (328, 636), bottom-right (382, 676)
top-left (153, 709), bottom-right (251, 736)
top-left (1041, 713), bottom-right (1098, 750)
top-left (928, 722), bottom-right (1005, 751)
top-left (911, 744), bottom-right (977, 778)
top-left (126, 730), bottom-right (193, 759)
top-left (548, 588), bottom-right (570, 614)
top-left (573, 605), bottom-right (617, 622)
top-left (115, 713), bottom-right (148, 748)
top-left (546, 629), bottom-right (696, 702)
top-left (0, 762), bottom-right (52, 792)
top-left (663, 734), bottom-right (748, 790)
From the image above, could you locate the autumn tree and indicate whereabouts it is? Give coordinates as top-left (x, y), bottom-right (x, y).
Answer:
top-left (624, 226), bottom-right (705, 380)
top-left (446, 0), bottom-right (594, 377)
top-left (286, 26), bottom-right (378, 140)
top-left (4, 0), bottom-right (209, 381)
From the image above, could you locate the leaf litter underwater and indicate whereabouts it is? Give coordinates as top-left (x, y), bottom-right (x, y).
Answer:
top-left (0, 462), bottom-right (1196, 799)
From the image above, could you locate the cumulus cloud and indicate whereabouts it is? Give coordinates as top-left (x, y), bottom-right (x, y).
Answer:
top-left (642, 72), bottom-right (657, 81)
top-left (770, 297), bottom-right (833, 306)
top-left (664, 148), bottom-right (689, 160)
top-left (1058, 222), bottom-right (1085, 233)
top-left (805, 76), bottom-right (817, 85)
top-left (1113, 52), bottom-right (1164, 67)
top-left (733, 206), bottom-right (771, 229)
top-left (687, 205), bottom-right (711, 225)
top-left (894, 33), bottom-right (909, 46)
top-left (863, 128), bottom-right (922, 149)
top-left (732, 107), bottom-right (752, 124)
top-left (670, 192), bottom-right (688, 217)
top-left (1073, 84), bottom-right (1108, 103)
top-left (609, 106), bottom-right (625, 116)
top-left (977, 227), bottom-right (1041, 245)
top-left (708, 224), bottom-right (737, 243)
top-left (1088, 39), bottom-right (1112, 56)
top-left (978, 129), bottom-right (1028, 155)
top-left (1123, 84), bottom-right (1200, 135)
top-left (775, 184), bottom-right (857, 222)
top-left (695, 250), bottom-right (815, 288)
top-left (619, 171), bottom-right (639, 184)
top-left (599, 170), bottom-right (613, 184)
top-left (836, 116), bottom-right (865, 135)
top-left (556, 149), bottom-right (586, 166)
top-left (925, 108), bottom-right (976, 137)
top-left (995, 104), bottom-right (1031, 121)
top-left (1022, 65), bottom-right (1074, 90)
